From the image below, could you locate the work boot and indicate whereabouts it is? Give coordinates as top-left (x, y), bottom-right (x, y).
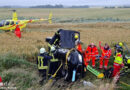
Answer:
top-left (104, 67), bottom-right (107, 70)
top-left (39, 77), bottom-right (46, 85)
top-left (104, 66), bottom-right (107, 70)
top-left (39, 79), bottom-right (44, 85)
top-left (99, 67), bottom-right (103, 69)
top-left (84, 68), bottom-right (86, 72)
top-left (99, 66), bottom-right (103, 69)
top-left (92, 66), bottom-right (95, 68)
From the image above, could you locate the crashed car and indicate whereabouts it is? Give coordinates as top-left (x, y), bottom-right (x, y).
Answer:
top-left (46, 29), bottom-right (84, 82)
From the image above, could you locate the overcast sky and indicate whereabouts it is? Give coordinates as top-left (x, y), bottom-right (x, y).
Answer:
top-left (0, 0), bottom-right (130, 6)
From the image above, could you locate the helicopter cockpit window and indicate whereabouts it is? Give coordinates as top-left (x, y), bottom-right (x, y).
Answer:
top-left (0, 20), bottom-right (5, 27)
top-left (10, 21), bottom-right (14, 25)
top-left (0, 23), bottom-right (3, 27)
top-left (5, 21), bottom-right (10, 25)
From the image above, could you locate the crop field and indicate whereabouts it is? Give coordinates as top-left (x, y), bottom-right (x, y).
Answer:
top-left (0, 8), bottom-right (130, 90)
top-left (0, 8), bottom-right (130, 22)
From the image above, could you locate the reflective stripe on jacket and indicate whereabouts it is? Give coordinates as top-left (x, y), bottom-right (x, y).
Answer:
top-left (50, 53), bottom-right (58, 62)
top-left (114, 53), bottom-right (123, 64)
top-left (37, 54), bottom-right (52, 70)
top-left (85, 45), bottom-right (98, 56)
top-left (38, 56), bottom-right (48, 69)
top-left (101, 47), bottom-right (112, 57)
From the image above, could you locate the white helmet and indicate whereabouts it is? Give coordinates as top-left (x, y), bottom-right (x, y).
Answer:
top-left (40, 48), bottom-right (46, 54)
top-left (50, 46), bottom-right (55, 52)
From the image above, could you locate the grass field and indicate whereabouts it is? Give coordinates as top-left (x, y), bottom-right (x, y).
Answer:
top-left (0, 8), bottom-right (130, 90)
top-left (0, 8), bottom-right (130, 22)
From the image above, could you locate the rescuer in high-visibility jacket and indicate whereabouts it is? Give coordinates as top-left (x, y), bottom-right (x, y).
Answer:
top-left (37, 48), bottom-right (52, 81)
top-left (99, 41), bottom-right (112, 69)
top-left (112, 49), bottom-right (124, 77)
top-left (84, 43), bottom-right (98, 67)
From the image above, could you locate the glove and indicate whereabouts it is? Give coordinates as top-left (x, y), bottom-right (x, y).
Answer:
top-left (96, 55), bottom-right (101, 59)
top-left (50, 45), bottom-right (56, 52)
top-left (86, 51), bottom-right (88, 53)
top-left (121, 63), bottom-right (124, 68)
top-left (104, 56), bottom-right (108, 58)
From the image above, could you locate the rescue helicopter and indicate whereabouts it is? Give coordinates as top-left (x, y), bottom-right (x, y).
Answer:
top-left (0, 10), bottom-right (52, 31)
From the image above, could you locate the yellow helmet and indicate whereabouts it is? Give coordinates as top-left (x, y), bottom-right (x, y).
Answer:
top-left (127, 59), bottom-right (130, 64)
top-left (119, 42), bottom-right (123, 47)
top-left (74, 34), bottom-right (79, 39)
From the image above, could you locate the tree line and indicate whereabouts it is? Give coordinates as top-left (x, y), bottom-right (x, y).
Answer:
top-left (0, 5), bottom-right (130, 8)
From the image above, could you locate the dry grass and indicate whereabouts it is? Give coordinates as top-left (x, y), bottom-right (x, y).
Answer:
top-left (0, 22), bottom-right (130, 60)
top-left (0, 8), bottom-right (130, 58)
top-left (0, 31), bottom-right (54, 60)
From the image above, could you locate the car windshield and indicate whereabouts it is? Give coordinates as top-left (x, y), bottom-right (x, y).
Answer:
top-left (0, 20), bottom-right (5, 27)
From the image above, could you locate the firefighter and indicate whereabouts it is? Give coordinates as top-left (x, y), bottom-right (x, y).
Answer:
top-left (124, 55), bottom-right (130, 68)
top-left (114, 42), bottom-right (123, 55)
top-left (84, 43), bottom-right (98, 68)
top-left (112, 49), bottom-right (124, 77)
top-left (48, 46), bottom-right (60, 77)
top-left (99, 41), bottom-right (112, 69)
top-left (37, 48), bottom-right (52, 83)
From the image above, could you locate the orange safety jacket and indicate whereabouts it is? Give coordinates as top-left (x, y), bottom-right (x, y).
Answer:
top-left (85, 45), bottom-right (98, 56)
top-left (15, 25), bottom-right (21, 38)
top-left (77, 43), bottom-right (83, 53)
top-left (101, 47), bottom-right (112, 58)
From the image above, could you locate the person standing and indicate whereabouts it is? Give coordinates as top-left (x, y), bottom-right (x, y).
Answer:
top-left (112, 49), bottom-right (124, 77)
top-left (15, 25), bottom-right (21, 38)
top-left (99, 41), bottom-right (112, 69)
top-left (84, 43), bottom-right (98, 68)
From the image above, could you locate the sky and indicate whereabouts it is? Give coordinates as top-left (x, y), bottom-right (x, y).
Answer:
top-left (0, 0), bottom-right (130, 6)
